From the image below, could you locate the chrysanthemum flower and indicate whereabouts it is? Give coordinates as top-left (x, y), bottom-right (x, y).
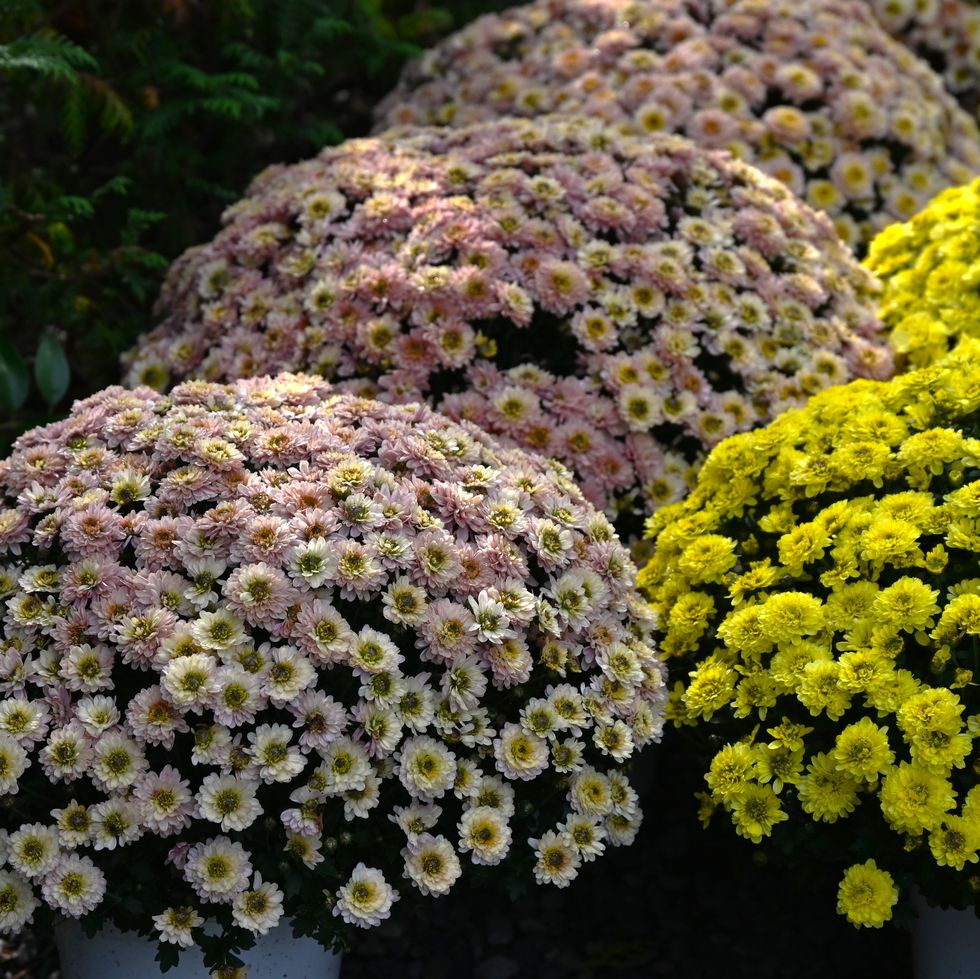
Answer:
top-left (333, 863), bottom-right (398, 928)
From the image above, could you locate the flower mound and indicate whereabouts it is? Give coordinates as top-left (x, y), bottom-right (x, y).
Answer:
top-left (125, 116), bottom-right (891, 536)
top-left (866, 177), bottom-right (980, 369)
top-left (374, 0), bottom-right (980, 254)
top-left (639, 338), bottom-right (980, 927)
top-left (0, 376), bottom-right (665, 968)
top-left (865, 0), bottom-right (980, 114)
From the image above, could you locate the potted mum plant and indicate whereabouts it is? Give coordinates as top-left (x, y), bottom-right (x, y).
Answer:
top-left (0, 374), bottom-right (666, 977)
top-left (123, 115), bottom-right (891, 537)
top-left (638, 338), bottom-right (980, 976)
top-left (373, 0), bottom-right (980, 254)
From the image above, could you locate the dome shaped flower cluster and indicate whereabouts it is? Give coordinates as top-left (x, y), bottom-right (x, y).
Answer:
top-left (639, 338), bottom-right (980, 928)
top-left (865, 0), bottom-right (980, 114)
top-left (865, 176), bottom-right (980, 368)
top-left (124, 115), bottom-right (891, 536)
top-left (374, 0), bottom-right (980, 253)
top-left (0, 375), bottom-right (665, 967)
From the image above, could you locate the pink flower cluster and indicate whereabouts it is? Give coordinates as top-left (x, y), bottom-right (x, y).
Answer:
top-left (125, 116), bottom-right (892, 535)
top-left (0, 375), bottom-right (665, 955)
top-left (374, 0), bottom-right (980, 253)
top-left (866, 0), bottom-right (980, 113)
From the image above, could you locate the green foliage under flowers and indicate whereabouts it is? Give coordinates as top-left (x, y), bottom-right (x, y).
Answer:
top-left (0, 0), bottom-right (509, 450)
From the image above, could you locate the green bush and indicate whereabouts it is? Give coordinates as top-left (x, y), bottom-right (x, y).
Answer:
top-left (0, 0), bottom-right (508, 449)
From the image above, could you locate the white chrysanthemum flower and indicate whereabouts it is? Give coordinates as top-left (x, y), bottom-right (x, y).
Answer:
top-left (41, 853), bottom-right (106, 916)
top-left (593, 719), bottom-right (634, 762)
top-left (192, 724), bottom-right (233, 767)
top-left (92, 730), bottom-right (148, 792)
top-left (213, 669), bottom-right (263, 727)
top-left (287, 537), bottom-right (336, 590)
top-left (262, 646), bottom-right (315, 706)
top-left (348, 626), bottom-right (403, 676)
top-left (89, 797), bottom-right (142, 850)
top-left (198, 773), bottom-right (263, 831)
top-left (560, 813), bottom-right (607, 863)
top-left (52, 800), bottom-right (91, 848)
top-left (530, 830), bottom-right (582, 888)
top-left (184, 836), bottom-right (252, 902)
top-left (8, 823), bottom-right (60, 879)
top-left (569, 767), bottom-right (614, 817)
top-left (467, 591), bottom-right (516, 644)
top-left (470, 775), bottom-right (516, 818)
top-left (59, 643), bottom-right (114, 692)
top-left (395, 674), bottom-right (435, 733)
top-left (550, 737), bottom-right (586, 774)
top-left (344, 772), bottom-right (381, 821)
top-left (458, 806), bottom-right (512, 866)
top-left (320, 737), bottom-right (372, 795)
top-left (0, 697), bottom-right (48, 745)
top-left (397, 736), bottom-right (457, 802)
top-left (232, 873), bottom-right (284, 935)
top-left (608, 770), bottom-right (640, 817)
top-left (440, 655), bottom-right (488, 711)
top-left (354, 700), bottom-right (404, 758)
top-left (493, 723), bottom-right (549, 782)
top-left (333, 863), bottom-right (398, 928)
top-left (183, 558), bottom-right (227, 610)
top-left (401, 834), bottom-right (462, 897)
top-left (153, 905), bottom-right (204, 948)
top-left (358, 670), bottom-right (404, 710)
top-left (0, 733), bottom-right (28, 795)
top-left (519, 698), bottom-right (561, 740)
top-left (545, 683), bottom-right (589, 735)
top-left (161, 653), bottom-right (219, 709)
top-left (39, 722), bottom-right (93, 782)
top-left (247, 724), bottom-right (306, 783)
top-left (382, 576), bottom-right (428, 626)
top-left (284, 833), bottom-right (323, 869)
top-left (390, 803), bottom-right (442, 840)
top-left (598, 642), bottom-right (644, 687)
top-left (74, 695), bottom-right (120, 735)
top-left (191, 609), bottom-right (247, 651)
top-left (0, 869), bottom-right (37, 932)
top-left (452, 758), bottom-right (481, 800)
top-left (605, 809), bottom-right (643, 847)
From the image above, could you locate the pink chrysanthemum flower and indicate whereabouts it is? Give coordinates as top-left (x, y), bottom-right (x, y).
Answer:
top-left (127, 116), bottom-right (892, 534)
top-left (376, 0), bottom-right (980, 252)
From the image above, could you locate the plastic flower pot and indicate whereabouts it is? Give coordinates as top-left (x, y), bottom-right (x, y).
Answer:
top-left (913, 895), bottom-right (980, 979)
top-left (54, 917), bottom-right (342, 979)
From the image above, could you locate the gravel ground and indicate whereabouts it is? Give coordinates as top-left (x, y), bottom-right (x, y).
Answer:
top-left (6, 731), bottom-right (912, 979)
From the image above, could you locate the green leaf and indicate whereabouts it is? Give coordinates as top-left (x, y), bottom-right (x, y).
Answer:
top-left (34, 333), bottom-right (70, 409)
top-left (0, 338), bottom-right (29, 414)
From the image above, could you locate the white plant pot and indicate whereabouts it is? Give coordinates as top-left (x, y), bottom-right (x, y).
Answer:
top-left (55, 916), bottom-right (342, 979)
top-left (913, 896), bottom-right (980, 979)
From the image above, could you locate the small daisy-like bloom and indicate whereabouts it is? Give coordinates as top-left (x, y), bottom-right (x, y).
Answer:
top-left (39, 722), bottom-right (93, 782)
top-left (0, 869), bottom-right (37, 932)
top-left (348, 626), bottom-right (403, 676)
top-left (344, 772), bottom-right (381, 821)
top-left (493, 723), bottom-right (549, 782)
top-left (333, 863), bottom-right (398, 928)
top-left (286, 537), bottom-right (336, 590)
top-left (153, 905), bottom-right (204, 948)
top-left (134, 766), bottom-right (196, 836)
top-left (262, 646), bottom-right (316, 705)
top-left (8, 823), bottom-right (60, 879)
top-left (0, 732), bottom-right (28, 795)
top-left (382, 576), bottom-right (428, 627)
top-left (287, 690), bottom-right (348, 750)
top-left (232, 873), bottom-right (285, 935)
top-left (247, 723), bottom-right (306, 783)
top-left (197, 773), bottom-right (263, 832)
top-left (441, 655), bottom-right (488, 712)
top-left (73, 695), bottom-right (119, 735)
top-left (91, 729), bottom-right (148, 792)
top-left (320, 737), bottom-right (372, 794)
top-left (467, 591), bottom-right (515, 645)
top-left (836, 860), bottom-right (899, 928)
top-left (560, 813), bottom-right (606, 862)
top-left (59, 643), bottom-right (114, 692)
top-left (397, 736), bottom-right (457, 802)
top-left (530, 830), bottom-right (582, 888)
top-left (391, 803), bottom-right (442, 840)
top-left (213, 668), bottom-right (263, 727)
top-left (401, 833), bottom-right (462, 897)
top-left (458, 806), bottom-right (512, 866)
top-left (41, 853), bottom-right (106, 917)
top-left (161, 652), bottom-right (219, 710)
top-left (191, 609), bottom-right (247, 652)
top-left (284, 832), bottom-right (323, 869)
top-left (89, 797), bottom-right (143, 850)
top-left (184, 836), bottom-right (252, 902)
top-left (52, 800), bottom-right (92, 848)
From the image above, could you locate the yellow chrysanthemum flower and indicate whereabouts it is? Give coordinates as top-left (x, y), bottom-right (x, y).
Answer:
top-left (833, 718), bottom-right (895, 782)
top-left (729, 783), bottom-right (789, 844)
top-left (798, 752), bottom-right (862, 823)
top-left (879, 762), bottom-right (956, 834)
top-left (836, 860), bottom-right (899, 928)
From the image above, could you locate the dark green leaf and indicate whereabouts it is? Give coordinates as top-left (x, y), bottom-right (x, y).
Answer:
top-left (0, 338), bottom-right (29, 414)
top-left (34, 333), bottom-right (70, 409)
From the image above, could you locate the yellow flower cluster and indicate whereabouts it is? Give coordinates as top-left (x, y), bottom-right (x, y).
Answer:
top-left (866, 177), bottom-right (980, 368)
top-left (640, 338), bottom-right (980, 926)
